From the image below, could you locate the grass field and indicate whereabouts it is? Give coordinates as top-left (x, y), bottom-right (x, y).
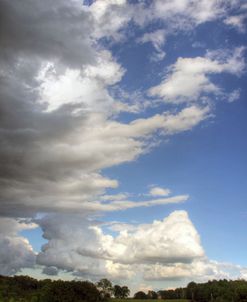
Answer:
top-left (111, 299), bottom-right (189, 302)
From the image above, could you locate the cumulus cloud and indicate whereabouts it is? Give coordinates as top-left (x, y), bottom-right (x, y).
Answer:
top-left (104, 221), bottom-right (138, 233)
top-left (149, 47), bottom-right (245, 104)
top-left (36, 214), bottom-right (103, 276)
top-left (36, 214), bottom-right (133, 280)
top-left (96, 211), bottom-right (205, 265)
top-left (0, 218), bottom-right (36, 275)
top-left (37, 210), bottom-right (247, 284)
top-left (37, 211), bottom-right (204, 279)
top-left (38, 50), bottom-right (125, 112)
top-left (0, 236), bottom-right (36, 275)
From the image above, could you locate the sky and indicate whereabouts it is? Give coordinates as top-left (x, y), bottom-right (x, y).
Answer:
top-left (0, 0), bottom-right (247, 294)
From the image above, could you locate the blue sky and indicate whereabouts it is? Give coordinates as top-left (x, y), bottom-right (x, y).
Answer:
top-left (1, 0), bottom-right (247, 293)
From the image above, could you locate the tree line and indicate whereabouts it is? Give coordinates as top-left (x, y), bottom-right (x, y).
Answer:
top-left (133, 279), bottom-right (247, 301)
top-left (1, 275), bottom-right (247, 301)
top-left (0, 276), bottom-right (129, 302)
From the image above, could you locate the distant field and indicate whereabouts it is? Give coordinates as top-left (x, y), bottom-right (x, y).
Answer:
top-left (111, 299), bottom-right (189, 302)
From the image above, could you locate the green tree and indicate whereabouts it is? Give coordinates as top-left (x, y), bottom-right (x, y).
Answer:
top-left (113, 284), bottom-right (130, 299)
top-left (113, 285), bottom-right (122, 298)
top-left (134, 291), bottom-right (147, 299)
top-left (97, 278), bottom-right (113, 299)
top-left (120, 286), bottom-right (130, 299)
top-left (147, 290), bottom-right (158, 299)
top-left (186, 281), bottom-right (197, 301)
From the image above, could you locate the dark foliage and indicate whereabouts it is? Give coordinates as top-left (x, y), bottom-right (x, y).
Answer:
top-left (157, 279), bottom-right (247, 301)
top-left (97, 278), bottom-right (113, 299)
top-left (0, 275), bottom-right (105, 302)
top-left (113, 285), bottom-right (130, 299)
top-left (134, 291), bottom-right (147, 299)
top-left (147, 290), bottom-right (158, 299)
top-left (2, 276), bottom-right (247, 301)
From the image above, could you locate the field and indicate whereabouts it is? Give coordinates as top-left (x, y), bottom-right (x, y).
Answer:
top-left (111, 299), bottom-right (190, 302)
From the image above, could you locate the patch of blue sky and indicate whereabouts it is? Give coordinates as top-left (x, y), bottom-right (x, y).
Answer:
top-left (21, 227), bottom-right (47, 254)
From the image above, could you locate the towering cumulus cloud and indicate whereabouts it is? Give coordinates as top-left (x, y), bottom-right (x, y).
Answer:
top-left (0, 0), bottom-right (246, 290)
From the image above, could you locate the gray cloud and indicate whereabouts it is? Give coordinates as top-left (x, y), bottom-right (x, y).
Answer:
top-left (42, 266), bottom-right (59, 276)
top-left (0, 218), bottom-right (36, 275)
top-left (0, 236), bottom-right (36, 275)
top-left (0, 0), bottom-right (95, 67)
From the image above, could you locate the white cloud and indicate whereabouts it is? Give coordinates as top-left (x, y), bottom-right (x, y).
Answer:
top-left (224, 13), bottom-right (247, 32)
top-left (36, 210), bottom-right (247, 285)
top-left (34, 210), bottom-right (247, 287)
top-left (105, 260), bottom-right (135, 279)
top-left (149, 48), bottom-right (245, 104)
top-left (100, 193), bottom-right (129, 201)
top-left (151, 0), bottom-right (239, 26)
top-left (240, 268), bottom-right (247, 279)
top-left (37, 211), bottom-right (204, 279)
top-left (37, 194), bottom-right (187, 213)
top-left (228, 89), bottom-right (241, 103)
top-left (96, 211), bottom-right (204, 265)
top-left (95, 195), bottom-right (188, 212)
top-left (89, 0), bottom-right (132, 40)
top-left (104, 221), bottom-right (138, 233)
top-left (161, 106), bottom-right (210, 134)
top-left (149, 187), bottom-right (171, 197)
top-left (38, 51), bottom-right (125, 112)
top-left (138, 29), bottom-right (166, 61)
top-left (88, 0), bottom-right (246, 41)
top-left (143, 259), bottom-right (243, 281)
